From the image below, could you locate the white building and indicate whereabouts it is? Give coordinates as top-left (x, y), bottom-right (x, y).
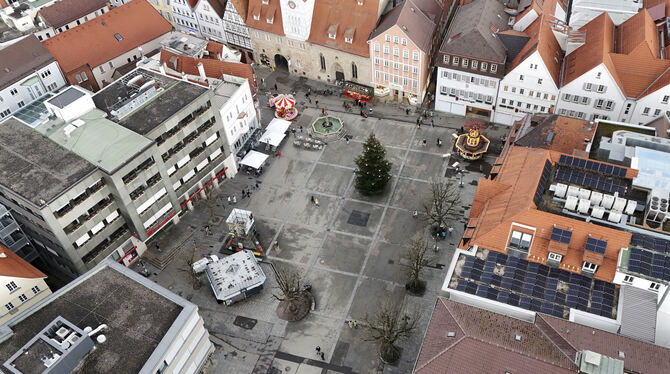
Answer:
top-left (34, 0), bottom-right (109, 41)
top-left (172, 0), bottom-right (201, 34)
top-left (0, 245), bottom-right (51, 326)
top-left (569, 0), bottom-right (642, 29)
top-left (223, 0), bottom-right (252, 52)
top-left (279, 0), bottom-right (316, 41)
top-left (434, 0), bottom-right (508, 119)
top-left (493, 1), bottom-right (566, 125)
top-left (0, 36), bottom-right (66, 122)
top-left (193, 0), bottom-right (227, 44)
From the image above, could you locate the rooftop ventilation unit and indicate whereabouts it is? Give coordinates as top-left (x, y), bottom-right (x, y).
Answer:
top-left (612, 197), bottom-right (626, 212)
top-left (565, 196), bottom-right (578, 211)
top-left (578, 198), bottom-right (591, 214)
top-left (624, 200), bottom-right (637, 215)
top-left (554, 183), bottom-right (567, 198)
top-left (591, 206), bottom-right (605, 219)
top-left (579, 188), bottom-right (591, 200)
top-left (590, 191), bottom-right (603, 206)
top-left (567, 185), bottom-right (580, 197)
top-left (608, 211), bottom-right (622, 224)
top-left (601, 194), bottom-right (615, 209)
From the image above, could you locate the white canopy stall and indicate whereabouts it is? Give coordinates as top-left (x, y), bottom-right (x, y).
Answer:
top-left (239, 150), bottom-right (269, 169)
top-left (259, 118), bottom-right (291, 147)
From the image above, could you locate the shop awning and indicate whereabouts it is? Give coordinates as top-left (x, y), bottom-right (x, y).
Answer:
top-left (239, 150), bottom-right (268, 169)
top-left (266, 118), bottom-right (291, 133)
top-left (259, 118), bottom-right (291, 147)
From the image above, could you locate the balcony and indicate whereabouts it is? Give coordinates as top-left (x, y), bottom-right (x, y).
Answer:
top-left (82, 224), bottom-right (130, 264)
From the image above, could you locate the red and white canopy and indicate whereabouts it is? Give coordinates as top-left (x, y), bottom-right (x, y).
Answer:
top-left (274, 94), bottom-right (295, 109)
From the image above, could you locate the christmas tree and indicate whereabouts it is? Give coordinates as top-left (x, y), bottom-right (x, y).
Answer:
top-left (354, 133), bottom-right (392, 195)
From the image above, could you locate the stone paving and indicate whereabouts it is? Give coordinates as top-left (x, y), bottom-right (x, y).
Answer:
top-left (133, 69), bottom-right (510, 374)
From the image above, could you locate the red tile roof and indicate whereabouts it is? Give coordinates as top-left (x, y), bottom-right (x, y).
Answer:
top-left (245, 0), bottom-right (284, 36)
top-left (0, 245), bottom-right (46, 279)
top-left (508, 114), bottom-right (598, 155)
top-left (415, 298), bottom-right (670, 374)
top-left (42, 0), bottom-right (172, 74)
top-left (308, 0), bottom-right (380, 57)
top-left (229, 0), bottom-right (249, 21)
top-left (463, 146), bottom-right (634, 282)
top-left (38, 0), bottom-right (109, 28)
top-left (159, 49), bottom-right (257, 94)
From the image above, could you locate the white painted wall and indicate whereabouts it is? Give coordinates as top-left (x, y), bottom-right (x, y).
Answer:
top-left (218, 79), bottom-right (258, 154)
top-left (494, 51), bottom-right (559, 125)
top-left (172, 0), bottom-right (201, 35)
top-left (0, 60), bottom-right (66, 121)
top-left (280, 0), bottom-right (315, 41)
top-left (35, 6), bottom-right (110, 41)
top-left (0, 276), bottom-right (51, 325)
top-left (555, 64), bottom-right (626, 122)
top-left (613, 270), bottom-right (668, 299)
top-left (223, 0), bottom-right (252, 50)
top-left (630, 85), bottom-right (670, 125)
top-left (435, 66), bottom-right (498, 119)
top-left (569, 307), bottom-right (621, 333)
top-left (194, 0), bottom-right (226, 43)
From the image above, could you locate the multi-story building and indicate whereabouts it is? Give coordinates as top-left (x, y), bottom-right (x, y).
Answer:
top-left (0, 0), bottom-right (56, 33)
top-left (172, 0), bottom-right (200, 34)
top-left (42, 0), bottom-right (172, 92)
top-left (569, 0), bottom-right (642, 29)
top-left (0, 68), bottom-right (235, 276)
top-left (493, 0), bottom-right (565, 125)
top-left (224, 0), bottom-right (252, 53)
top-left (434, 0), bottom-right (508, 119)
top-left (34, 0), bottom-right (109, 40)
top-left (0, 245), bottom-right (51, 326)
top-left (0, 260), bottom-right (214, 374)
top-left (246, 0), bottom-right (380, 84)
top-left (0, 203), bottom-right (40, 263)
top-left (557, 10), bottom-right (670, 124)
top-left (0, 36), bottom-right (66, 122)
top-left (193, 0), bottom-right (227, 44)
top-left (146, 0), bottom-right (176, 24)
top-left (368, 0), bottom-right (452, 104)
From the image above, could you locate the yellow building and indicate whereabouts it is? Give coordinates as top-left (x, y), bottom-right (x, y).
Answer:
top-left (0, 245), bottom-right (51, 326)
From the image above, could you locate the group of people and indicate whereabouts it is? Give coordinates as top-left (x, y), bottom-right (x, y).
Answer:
top-left (310, 195), bottom-right (320, 207)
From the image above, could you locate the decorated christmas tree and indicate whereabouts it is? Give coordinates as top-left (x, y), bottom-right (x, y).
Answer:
top-left (354, 133), bottom-right (392, 195)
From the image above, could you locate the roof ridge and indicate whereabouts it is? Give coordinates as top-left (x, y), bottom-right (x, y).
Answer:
top-left (636, 63), bottom-right (670, 99)
top-left (414, 299), bottom-right (467, 372)
top-left (533, 314), bottom-right (579, 368)
top-left (403, 0), bottom-right (437, 27)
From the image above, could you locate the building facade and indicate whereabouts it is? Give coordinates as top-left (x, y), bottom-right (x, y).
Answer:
top-left (147, 0), bottom-right (176, 24)
top-left (0, 36), bottom-right (66, 122)
top-left (224, 0), bottom-right (252, 52)
top-left (172, 0), bottom-right (201, 34)
top-left (193, 0), bottom-right (227, 43)
top-left (0, 204), bottom-right (39, 263)
top-left (0, 247), bottom-right (51, 326)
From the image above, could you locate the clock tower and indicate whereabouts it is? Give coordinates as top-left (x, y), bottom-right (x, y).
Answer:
top-left (280, 0), bottom-right (315, 41)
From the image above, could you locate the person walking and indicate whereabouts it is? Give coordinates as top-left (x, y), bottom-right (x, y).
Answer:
top-left (232, 195), bottom-right (237, 204)
top-left (315, 100), bottom-right (319, 107)
top-left (437, 138), bottom-right (442, 147)
top-left (311, 195), bottom-right (315, 205)
top-left (255, 182), bottom-right (260, 189)
top-left (315, 198), bottom-right (320, 207)
top-left (277, 151), bottom-right (281, 158)
top-left (431, 119), bottom-right (434, 127)
top-left (227, 196), bottom-right (232, 205)
top-left (320, 352), bottom-right (325, 361)
top-left (274, 83), bottom-right (278, 90)
top-left (406, 108), bottom-right (410, 115)
top-left (321, 107), bottom-right (325, 115)
top-left (422, 139), bottom-right (427, 147)
top-left (315, 346), bottom-right (321, 355)
top-left (241, 189), bottom-right (246, 199)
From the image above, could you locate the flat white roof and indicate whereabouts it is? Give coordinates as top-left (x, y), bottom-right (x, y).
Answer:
top-left (204, 250), bottom-right (266, 301)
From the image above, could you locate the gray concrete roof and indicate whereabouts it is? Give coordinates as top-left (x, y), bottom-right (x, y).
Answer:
top-left (0, 118), bottom-right (95, 206)
top-left (92, 68), bottom-right (209, 135)
top-left (618, 285), bottom-right (657, 343)
top-left (439, 0), bottom-right (510, 62)
top-left (0, 262), bottom-right (185, 374)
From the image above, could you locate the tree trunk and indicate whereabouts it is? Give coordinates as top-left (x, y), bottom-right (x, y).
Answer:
top-left (380, 342), bottom-right (400, 364)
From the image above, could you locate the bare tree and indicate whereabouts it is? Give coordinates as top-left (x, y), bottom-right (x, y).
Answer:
top-left (272, 266), bottom-right (302, 304)
top-left (404, 238), bottom-right (435, 294)
top-left (363, 300), bottom-right (419, 364)
top-left (422, 181), bottom-right (461, 232)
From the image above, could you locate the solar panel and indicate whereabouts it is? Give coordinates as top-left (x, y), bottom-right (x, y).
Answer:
top-left (585, 237), bottom-right (607, 255)
top-left (542, 302), bottom-right (553, 314)
top-left (476, 285), bottom-right (489, 297)
top-left (456, 279), bottom-right (468, 291)
top-left (519, 297), bottom-right (531, 309)
top-left (507, 293), bottom-right (520, 306)
top-left (465, 282), bottom-right (478, 294)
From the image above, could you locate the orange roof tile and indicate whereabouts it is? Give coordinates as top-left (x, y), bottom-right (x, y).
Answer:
top-left (308, 0), bottom-right (379, 57)
top-left (464, 146), bottom-right (633, 282)
top-left (245, 0), bottom-right (284, 36)
top-left (229, 0), bottom-right (249, 22)
top-left (511, 114), bottom-right (598, 154)
top-left (42, 0), bottom-right (172, 74)
top-left (507, 14), bottom-right (563, 85)
top-left (0, 245), bottom-right (46, 279)
top-left (562, 12), bottom-right (616, 88)
top-left (159, 49), bottom-right (257, 94)
top-left (615, 10), bottom-right (659, 57)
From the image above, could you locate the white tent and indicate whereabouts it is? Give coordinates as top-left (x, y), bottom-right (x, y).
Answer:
top-left (239, 150), bottom-right (269, 169)
top-left (259, 118), bottom-right (291, 147)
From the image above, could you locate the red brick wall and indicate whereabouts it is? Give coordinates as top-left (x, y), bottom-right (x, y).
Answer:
top-left (65, 66), bottom-right (100, 92)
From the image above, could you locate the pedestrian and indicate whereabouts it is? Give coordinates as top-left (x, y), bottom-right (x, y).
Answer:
top-left (460, 126), bottom-right (464, 134)
top-left (311, 195), bottom-right (315, 204)
top-left (227, 196), bottom-right (232, 205)
top-left (348, 320), bottom-right (354, 328)
top-left (315, 100), bottom-right (319, 107)
top-left (431, 119), bottom-right (434, 127)
top-left (315, 198), bottom-right (320, 207)
top-left (299, 125), bottom-right (303, 133)
top-left (261, 78), bottom-right (265, 86)
top-left (255, 182), bottom-right (260, 189)
top-left (274, 83), bottom-right (278, 90)
top-left (417, 121), bottom-right (421, 129)
top-left (428, 100), bottom-right (432, 108)
top-left (422, 139), bottom-right (427, 147)
top-left (321, 107), bottom-right (325, 115)
top-left (320, 352), bottom-right (325, 361)
top-left (345, 136), bottom-right (350, 145)
top-left (316, 346), bottom-right (321, 354)
top-left (416, 117), bottom-right (420, 125)
top-left (232, 195), bottom-right (237, 204)
top-left (406, 108), bottom-right (410, 115)
top-left (448, 227), bottom-right (454, 236)
top-left (353, 321), bottom-right (358, 329)
top-left (309, 97), bottom-right (312, 104)
top-left (241, 189), bottom-right (246, 198)
top-left (308, 87), bottom-right (311, 95)
top-left (156, 243), bottom-right (161, 252)
top-left (437, 138), bottom-right (442, 147)
top-left (277, 151), bottom-right (281, 157)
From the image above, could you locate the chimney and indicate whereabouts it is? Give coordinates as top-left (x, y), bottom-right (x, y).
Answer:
top-left (197, 62), bottom-right (207, 80)
top-left (181, 72), bottom-right (188, 81)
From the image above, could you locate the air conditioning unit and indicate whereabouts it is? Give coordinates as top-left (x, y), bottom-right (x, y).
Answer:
top-left (601, 194), bottom-right (615, 209)
top-left (612, 197), bottom-right (627, 212)
top-left (565, 196), bottom-right (578, 211)
top-left (591, 206), bottom-right (605, 219)
top-left (578, 198), bottom-right (590, 214)
top-left (590, 191), bottom-right (603, 206)
top-left (608, 211), bottom-right (622, 224)
top-left (624, 200), bottom-right (637, 215)
top-left (579, 188), bottom-right (591, 200)
top-left (554, 183), bottom-right (568, 198)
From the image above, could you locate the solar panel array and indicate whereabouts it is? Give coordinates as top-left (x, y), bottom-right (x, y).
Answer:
top-left (555, 166), bottom-right (627, 195)
top-left (585, 237), bottom-right (608, 255)
top-left (558, 155), bottom-right (627, 178)
top-left (456, 252), bottom-right (617, 319)
top-left (628, 247), bottom-right (670, 281)
top-left (630, 232), bottom-right (670, 253)
top-left (550, 227), bottom-right (572, 244)
top-left (534, 160), bottom-right (552, 206)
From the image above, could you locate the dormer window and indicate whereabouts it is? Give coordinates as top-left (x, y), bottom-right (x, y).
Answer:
top-left (357, 0), bottom-right (363, 5)
top-left (344, 37), bottom-right (352, 43)
top-left (509, 230), bottom-right (532, 250)
top-left (266, 16), bottom-right (274, 23)
top-left (327, 24), bottom-right (338, 40)
top-left (582, 261), bottom-right (598, 273)
top-left (329, 33), bottom-right (336, 39)
top-left (253, 14), bottom-right (260, 20)
top-left (261, 0), bottom-right (268, 4)
top-left (344, 28), bottom-right (354, 44)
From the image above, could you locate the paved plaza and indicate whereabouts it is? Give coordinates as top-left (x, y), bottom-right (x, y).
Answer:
top-left (134, 71), bottom-right (510, 374)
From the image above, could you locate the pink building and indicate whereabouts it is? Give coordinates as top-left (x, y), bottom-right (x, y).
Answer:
top-left (368, 0), bottom-right (452, 104)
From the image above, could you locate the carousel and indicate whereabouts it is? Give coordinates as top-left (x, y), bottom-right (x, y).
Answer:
top-left (269, 94), bottom-right (299, 120)
top-left (455, 119), bottom-right (490, 160)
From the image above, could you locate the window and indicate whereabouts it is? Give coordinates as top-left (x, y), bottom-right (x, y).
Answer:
top-left (383, 45), bottom-right (389, 54)
top-left (385, 35), bottom-right (391, 42)
top-left (503, 85), bottom-right (508, 91)
top-left (374, 58), bottom-right (380, 65)
top-left (519, 74), bottom-right (524, 81)
top-left (351, 62), bottom-right (358, 79)
top-left (81, 72), bottom-right (88, 81)
top-left (623, 275), bottom-right (634, 283)
top-left (9, 88), bottom-right (17, 96)
top-left (320, 54), bottom-right (326, 71)
top-left (537, 78), bottom-right (543, 84)
top-left (0, 109), bottom-right (10, 118)
top-left (581, 96), bottom-right (589, 105)
top-left (655, 108), bottom-right (661, 116)
top-left (443, 55), bottom-right (450, 63)
top-left (401, 38), bottom-right (407, 45)
top-left (403, 65), bottom-right (409, 72)
top-left (99, 66), bottom-right (105, 73)
top-left (471, 60), bottom-right (478, 69)
top-left (393, 47), bottom-right (399, 56)
top-left (650, 282), bottom-right (661, 291)
top-left (584, 83), bottom-right (593, 91)
top-left (490, 64), bottom-right (497, 73)
top-left (563, 93), bottom-right (572, 101)
top-left (582, 261), bottom-right (598, 272)
top-left (31, 285), bottom-right (41, 294)
top-left (452, 57), bottom-right (459, 65)
top-left (6, 281), bottom-right (18, 292)
top-left (511, 87), bottom-right (516, 93)
top-left (481, 62), bottom-right (487, 71)
top-left (596, 85), bottom-right (606, 93)
top-left (374, 43), bottom-right (380, 52)
top-left (17, 101), bottom-right (24, 108)
top-left (375, 71), bottom-right (380, 80)
top-left (519, 88), bottom-right (524, 94)
top-left (18, 294), bottom-right (27, 303)
top-left (643, 107), bottom-right (650, 115)
top-left (5, 302), bottom-right (14, 311)
top-left (663, 95), bottom-right (670, 104)
top-left (548, 252), bottom-right (562, 262)
top-left (413, 51), bottom-right (419, 61)
top-left (114, 33), bottom-right (123, 41)
top-left (328, 32), bottom-right (336, 39)
top-left (403, 49), bottom-right (409, 59)
top-left (384, 73), bottom-right (388, 81)
top-left (383, 60), bottom-right (389, 67)
top-left (596, 72), bottom-right (601, 79)
top-left (509, 230), bottom-right (532, 250)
